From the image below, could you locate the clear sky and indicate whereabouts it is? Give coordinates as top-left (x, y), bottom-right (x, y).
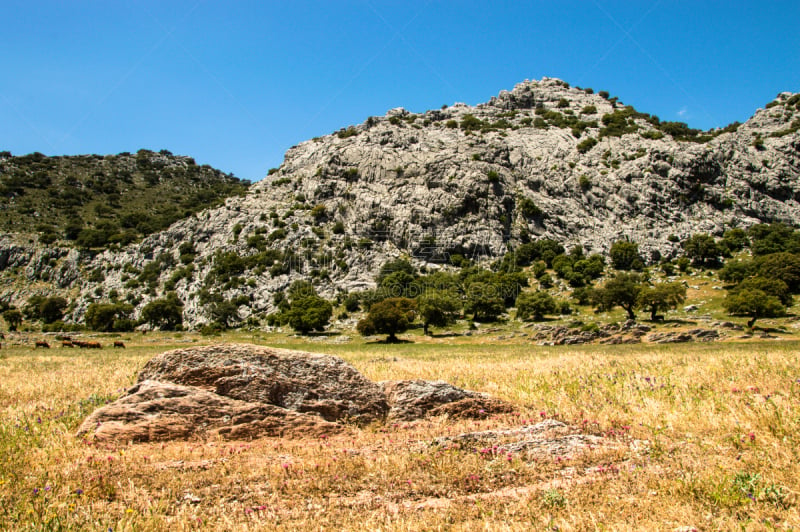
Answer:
top-left (2, 1), bottom-right (798, 182)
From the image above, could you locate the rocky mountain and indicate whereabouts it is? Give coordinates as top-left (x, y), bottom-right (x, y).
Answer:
top-left (3, 77), bottom-right (799, 328)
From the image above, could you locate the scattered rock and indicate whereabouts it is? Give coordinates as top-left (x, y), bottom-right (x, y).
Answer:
top-left (646, 328), bottom-right (720, 344)
top-left (381, 380), bottom-right (514, 421)
top-left (430, 419), bottom-right (632, 460)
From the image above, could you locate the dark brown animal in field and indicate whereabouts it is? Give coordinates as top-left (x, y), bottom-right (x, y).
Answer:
top-left (35, 341), bottom-right (50, 349)
top-left (73, 341), bottom-right (88, 348)
top-left (113, 341), bottom-right (125, 348)
top-left (62, 341), bottom-right (74, 348)
top-left (86, 341), bottom-right (102, 349)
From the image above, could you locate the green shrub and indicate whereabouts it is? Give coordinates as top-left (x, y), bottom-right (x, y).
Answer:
top-left (337, 127), bottom-right (359, 139)
top-left (576, 137), bottom-right (598, 154)
top-left (519, 198), bottom-right (542, 218)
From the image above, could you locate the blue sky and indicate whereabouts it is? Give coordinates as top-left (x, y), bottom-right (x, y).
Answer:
top-left (2, 1), bottom-right (798, 182)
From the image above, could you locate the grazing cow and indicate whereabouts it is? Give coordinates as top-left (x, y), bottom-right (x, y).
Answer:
top-left (34, 341), bottom-right (50, 349)
top-left (113, 341), bottom-right (125, 348)
top-left (62, 341), bottom-right (74, 348)
top-left (86, 341), bottom-right (102, 349)
top-left (73, 341), bottom-right (89, 348)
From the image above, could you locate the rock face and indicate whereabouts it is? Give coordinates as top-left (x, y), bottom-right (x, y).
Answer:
top-left (77, 344), bottom-right (514, 442)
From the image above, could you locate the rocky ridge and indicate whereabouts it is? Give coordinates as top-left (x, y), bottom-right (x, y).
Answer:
top-left (2, 78), bottom-right (799, 328)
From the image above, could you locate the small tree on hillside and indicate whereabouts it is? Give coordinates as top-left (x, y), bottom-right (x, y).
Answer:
top-left (141, 293), bottom-right (184, 330)
top-left (464, 282), bottom-right (505, 322)
top-left (636, 282), bottom-right (686, 321)
top-left (39, 297), bottom-right (68, 324)
top-left (609, 240), bottom-right (644, 270)
top-left (682, 233), bottom-right (723, 267)
top-left (723, 289), bottom-right (785, 328)
top-left (733, 276), bottom-right (792, 307)
top-left (515, 290), bottom-right (558, 321)
top-left (208, 300), bottom-right (241, 329)
top-left (356, 297), bottom-right (416, 342)
top-left (591, 272), bottom-right (644, 320)
top-left (285, 295), bottom-right (333, 334)
top-left (418, 290), bottom-right (461, 335)
top-left (2, 308), bottom-right (22, 331)
top-left (85, 302), bottom-right (134, 332)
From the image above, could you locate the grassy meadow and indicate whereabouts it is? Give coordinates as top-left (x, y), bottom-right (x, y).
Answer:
top-left (1, 330), bottom-right (799, 530)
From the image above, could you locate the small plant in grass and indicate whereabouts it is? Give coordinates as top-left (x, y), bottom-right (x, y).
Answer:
top-left (542, 488), bottom-right (567, 509)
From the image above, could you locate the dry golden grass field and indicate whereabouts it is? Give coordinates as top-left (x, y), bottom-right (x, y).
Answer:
top-left (1, 331), bottom-right (799, 531)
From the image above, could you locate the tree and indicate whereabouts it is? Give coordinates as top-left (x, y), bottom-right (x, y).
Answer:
top-left (208, 300), bottom-right (241, 329)
top-left (515, 291), bottom-right (558, 321)
top-left (591, 272), bottom-right (644, 320)
top-left (733, 277), bottom-right (792, 307)
top-left (718, 259), bottom-right (756, 285)
top-left (85, 302), bottom-right (134, 332)
top-left (682, 233), bottom-right (723, 267)
top-left (3, 309), bottom-right (22, 331)
top-left (285, 295), bottom-right (333, 334)
top-left (464, 282), bottom-right (505, 322)
top-left (376, 259), bottom-right (416, 284)
top-left (39, 297), bottom-right (68, 324)
top-left (141, 293), bottom-right (184, 330)
top-left (418, 290), bottom-right (461, 335)
top-left (609, 240), bottom-right (644, 270)
top-left (356, 297), bottom-right (416, 342)
top-left (723, 289), bottom-right (784, 328)
top-left (720, 228), bottom-right (748, 253)
top-left (747, 223), bottom-right (800, 256)
top-left (755, 252), bottom-right (800, 293)
top-left (379, 271), bottom-right (417, 298)
top-left (636, 282), bottom-right (686, 321)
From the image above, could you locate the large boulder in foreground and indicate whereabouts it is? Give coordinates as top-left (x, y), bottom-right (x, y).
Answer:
top-left (137, 343), bottom-right (388, 423)
top-left (78, 344), bottom-right (514, 442)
